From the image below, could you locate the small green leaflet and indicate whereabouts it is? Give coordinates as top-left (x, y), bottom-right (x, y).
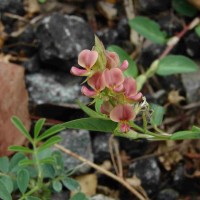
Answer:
top-left (107, 45), bottom-right (138, 78)
top-left (171, 126), bottom-right (200, 140)
top-left (62, 177), bottom-right (80, 191)
top-left (62, 118), bottom-right (117, 132)
top-left (172, 0), bottom-right (197, 17)
top-left (0, 181), bottom-right (12, 200)
top-left (129, 16), bottom-right (167, 44)
top-left (53, 180), bottom-right (62, 192)
top-left (0, 176), bottom-right (13, 194)
top-left (34, 118), bottom-right (46, 138)
top-left (0, 157), bottom-right (9, 173)
top-left (9, 153), bottom-right (26, 172)
top-left (150, 104), bottom-right (165, 126)
top-left (156, 55), bottom-right (198, 76)
top-left (11, 116), bottom-right (32, 142)
top-left (70, 192), bottom-right (89, 200)
top-left (17, 169), bottom-right (30, 194)
top-left (8, 146), bottom-right (33, 153)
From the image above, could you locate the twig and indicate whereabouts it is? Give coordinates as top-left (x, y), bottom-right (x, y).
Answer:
top-left (159, 17), bottom-right (200, 60)
top-left (55, 144), bottom-right (149, 200)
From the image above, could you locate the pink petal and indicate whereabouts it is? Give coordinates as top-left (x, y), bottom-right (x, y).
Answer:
top-left (78, 50), bottom-right (98, 69)
top-left (81, 86), bottom-right (96, 97)
top-left (129, 92), bottom-right (143, 101)
top-left (106, 51), bottom-right (120, 69)
top-left (119, 60), bottom-right (129, 71)
top-left (110, 104), bottom-right (135, 122)
top-left (123, 77), bottom-right (137, 96)
top-left (103, 68), bottom-right (124, 88)
top-left (100, 101), bottom-right (113, 115)
top-left (88, 72), bottom-right (105, 91)
top-left (70, 66), bottom-right (88, 76)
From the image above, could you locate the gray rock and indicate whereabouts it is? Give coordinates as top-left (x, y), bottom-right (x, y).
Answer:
top-left (52, 191), bottom-right (70, 200)
top-left (26, 70), bottom-right (88, 105)
top-left (90, 194), bottom-right (116, 200)
top-left (128, 158), bottom-right (161, 195)
top-left (58, 129), bottom-right (93, 174)
top-left (36, 13), bottom-right (94, 70)
top-left (92, 133), bottom-right (111, 163)
top-left (181, 67), bottom-right (200, 103)
top-left (157, 188), bottom-right (179, 200)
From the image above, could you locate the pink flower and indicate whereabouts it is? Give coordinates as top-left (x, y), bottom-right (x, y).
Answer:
top-left (71, 49), bottom-right (98, 76)
top-left (123, 78), bottom-right (142, 102)
top-left (103, 68), bottom-right (124, 92)
top-left (119, 60), bottom-right (129, 71)
top-left (81, 72), bottom-right (105, 97)
top-left (110, 104), bottom-right (135, 133)
top-left (106, 51), bottom-right (120, 69)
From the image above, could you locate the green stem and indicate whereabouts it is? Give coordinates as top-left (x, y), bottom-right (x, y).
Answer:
top-left (19, 185), bottom-right (39, 200)
top-left (130, 122), bottom-right (171, 140)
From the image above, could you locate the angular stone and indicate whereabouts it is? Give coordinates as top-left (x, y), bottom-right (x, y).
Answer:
top-left (0, 62), bottom-right (30, 156)
top-left (26, 70), bottom-right (88, 105)
top-left (57, 129), bottom-right (93, 174)
top-left (36, 13), bottom-right (94, 70)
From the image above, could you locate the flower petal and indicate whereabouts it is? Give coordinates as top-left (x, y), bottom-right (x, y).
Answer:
top-left (81, 86), bottom-right (96, 97)
top-left (88, 72), bottom-right (105, 91)
top-left (110, 104), bottom-right (135, 122)
top-left (129, 92), bottom-right (143, 101)
top-left (119, 60), bottom-right (129, 71)
top-left (123, 77), bottom-right (137, 96)
top-left (120, 123), bottom-right (130, 133)
top-left (78, 50), bottom-right (98, 69)
top-left (100, 101), bottom-right (113, 115)
top-left (70, 66), bottom-right (88, 76)
top-left (103, 68), bottom-right (124, 88)
top-left (106, 51), bottom-right (120, 69)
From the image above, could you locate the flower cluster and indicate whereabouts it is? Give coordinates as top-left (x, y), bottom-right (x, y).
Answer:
top-left (71, 45), bottom-right (143, 133)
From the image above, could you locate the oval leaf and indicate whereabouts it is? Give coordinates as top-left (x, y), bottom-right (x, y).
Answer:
top-left (52, 180), bottom-right (62, 192)
top-left (62, 177), bottom-right (80, 191)
top-left (17, 169), bottom-right (30, 194)
top-left (172, 0), bottom-right (197, 17)
top-left (9, 153), bottom-right (26, 172)
top-left (0, 177), bottom-right (13, 194)
top-left (107, 45), bottom-right (138, 78)
top-left (70, 192), bottom-right (88, 200)
top-left (11, 116), bottom-right (32, 142)
top-left (157, 55), bottom-right (198, 76)
top-left (62, 118), bottom-right (117, 132)
top-left (0, 157), bottom-right (9, 173)
top-left (0, 181), bottom-right (12, 200)
top-left (150, 104), bottom-right (165, 126)
top-left (34, 118), bottom-right (46, 138)
top-left (129, 16), bottom-right (167, 44)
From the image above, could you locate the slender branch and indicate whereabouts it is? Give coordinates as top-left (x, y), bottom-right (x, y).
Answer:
top-left (55, 144), bottom-right (149, 200)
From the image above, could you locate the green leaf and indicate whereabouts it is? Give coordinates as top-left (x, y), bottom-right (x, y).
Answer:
top-left (77, 101), bottom-right (104, 118)
top-left (171, 130), bottom-right (200, 140)
top-left (62, 118), bottom-right (117, 132)
top-left (42, 164), bottom-right (55, 178)
top-left (0, 176), bottom-right (13, 193)
top-left (26, 196), bottom-right (41, 200)
top-left (0, 157), bottom-right (9, 173)
top-left (95, 99), bottom-right (104, 114)
top-left (37, 136), bottom-right (62, 152)
top-left (195, 25), bottom-right (200, 37)
top-left (11, 116), bottom-right (32, 142)
top-left (39, 157), bottom-right (55, 165)
top-left (52, 151), bottom-right (64, 174)
top-left (150, 104), bottom-right (165, 126)
top-left (37, 124), bottom-right (65, 141)
top-left (17, 169), bottom-right (30, 194)
top-left (129, 16), bottom-right (167, 44)
top-left (192, 126), bottom-right (200, 132)
top-left (19, 159), bottom-right (34, 167)
top-left (92, 35), bottom-right (107, 71)
top-left (34, 118), bottom-right (46, 138)
top-left (70, 192), bottom-right (88, 200)
top-left (172, 0), bottom-right (197, 17)
top-left (62, 177), bottom-right (80, 191)
top-left (52, 180), bottom-right (62, 192)
top-left (0, 181), bottom-right (12, 200)
top-left (9, 153), bottom-right (26, 172)
top-left (38, 0), bottom-right (47, 3)
top-left (156, 55), bottom-right (198, 76)
top-left (107, 45), bottom-right (138, 78)
top-left (8, 146), bottom-right (33, 153)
